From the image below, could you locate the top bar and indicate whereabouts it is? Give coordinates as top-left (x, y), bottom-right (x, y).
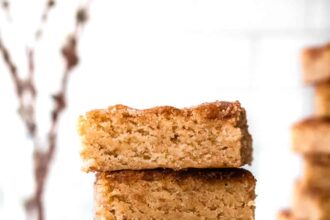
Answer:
top-left (79, 101), bottom-right (252, 172)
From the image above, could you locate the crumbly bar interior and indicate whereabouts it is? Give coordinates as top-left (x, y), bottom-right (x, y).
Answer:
top-left (95, 169), bottom-right (256, 220)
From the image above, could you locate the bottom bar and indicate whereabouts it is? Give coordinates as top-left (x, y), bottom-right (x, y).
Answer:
top-left (95, 169), bottom-right (256, 220)
top-left (292, 181), bottom-right (330, 220)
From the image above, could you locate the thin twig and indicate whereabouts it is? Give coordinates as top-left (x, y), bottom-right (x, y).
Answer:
top-left (35, 0), bottom-right (55, 40)
top-left (0, 0), bottom-right (11, 21)
top-left (0, 37), bottom-right (37, 137)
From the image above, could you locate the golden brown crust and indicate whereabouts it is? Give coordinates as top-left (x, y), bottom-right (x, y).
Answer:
top-left (303, 44), bottom-right (330, 61)
top-left (302, 43), bottom-right (330, 84)
top-left (84, 101), bottom-right (246, 126)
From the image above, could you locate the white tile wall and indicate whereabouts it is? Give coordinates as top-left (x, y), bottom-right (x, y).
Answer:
top-left (0, 0), bottom-right (329, 219)
top-left (305, 0), bottom-right (330, 29)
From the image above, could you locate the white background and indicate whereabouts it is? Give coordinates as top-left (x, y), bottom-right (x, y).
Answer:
top-left (0, 0), bottom-right (330, 219)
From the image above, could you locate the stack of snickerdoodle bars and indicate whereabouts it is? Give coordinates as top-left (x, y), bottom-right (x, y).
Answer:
top-left (277, 43), bottom-right (330, 220)
top-left (79, 101), bottom-right (256, 220)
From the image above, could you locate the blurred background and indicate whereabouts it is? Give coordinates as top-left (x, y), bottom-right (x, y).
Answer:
top-left (0, 0), bottom-right (330, 219)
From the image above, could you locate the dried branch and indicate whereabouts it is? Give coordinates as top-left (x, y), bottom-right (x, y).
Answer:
top-left (1, 1), bottom-right (90, 220)
top-left (25, 4), bottom-right (89, 220)
top-left (0, 0), bottom-right (56, 139)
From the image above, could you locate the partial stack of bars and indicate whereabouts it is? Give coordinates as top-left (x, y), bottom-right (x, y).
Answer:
top-left (278, 43), bottom-right (330, 220)
top-left (78, 101), bottom-right (256, 219)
